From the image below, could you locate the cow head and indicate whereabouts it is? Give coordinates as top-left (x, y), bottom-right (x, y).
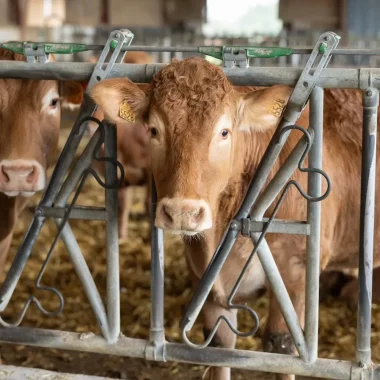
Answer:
top-left (0, 50), bottom-right (85, 197)
top-left (91, 57), bottom-right (292, 236)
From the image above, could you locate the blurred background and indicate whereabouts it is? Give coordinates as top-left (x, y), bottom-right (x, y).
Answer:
top-left (0, 0), bottom-right (379, 67)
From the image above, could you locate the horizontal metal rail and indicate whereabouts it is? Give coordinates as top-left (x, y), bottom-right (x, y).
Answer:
top-left (0, 326), bottom-right (374, 380)
top-left (0, 61), bottom-right (378, 88)
top-left (230, 218), bottom-right (310, 235)
top-left (23, 43), bottom-right (380, 56)
top-left (36, 205), bottom-right (106, 220)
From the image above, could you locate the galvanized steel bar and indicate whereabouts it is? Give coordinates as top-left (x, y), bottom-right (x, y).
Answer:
top-left (58, 223), bottom-right (111, 340)
top-left (0, 326), bottom-right (370, 380)
top-left (148, 180), bottom-right (165, 358)
top-left (0, 61), bottom-right (375, 88)
top-left (54, 129), bottom-right (101, 206)
top-left (356, 88), bottom-right (378, 365)
top-left (250, 135), bottom-right (309, 218)
top-left (104, 123), bottom-right (120, 343)
top-left (52, 126), bottom-right (116, 342)
top-left (231, 219), bottom-right (310, 235)
top-left (0, 216), bottom-right (44, 312)
top-left (36, 205), bottom-right (106, 220)
top-left (252, 237), bottom-right (308, 361)
top-left (305, 87), bottom-right (324, 362)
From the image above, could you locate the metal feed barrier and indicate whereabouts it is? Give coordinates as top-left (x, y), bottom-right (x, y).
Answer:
top-left (0, 29), bottom-right (379, 380)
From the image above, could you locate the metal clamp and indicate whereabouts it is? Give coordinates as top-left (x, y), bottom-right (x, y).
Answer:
top-left (223, 47), bottom-right (248, 68)
top-left (24, 42), bottom-right (49, 63)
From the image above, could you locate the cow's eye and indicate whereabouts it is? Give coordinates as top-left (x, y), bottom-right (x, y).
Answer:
top-left (221, 129), bottom-right (229, 138)
top-left (50, 98), bottom-right (59, 107)
top-left (151, 127), bottom-right (158, 137)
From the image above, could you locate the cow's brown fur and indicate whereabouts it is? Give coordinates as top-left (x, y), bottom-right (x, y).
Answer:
top-left (0, 48), bottom-right (84, 278)
top-left (91, 57), bottom-right (380, 380)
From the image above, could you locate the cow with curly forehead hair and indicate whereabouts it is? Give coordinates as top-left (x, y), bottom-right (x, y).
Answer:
top-left (91, 56), bottom-right (380, 380)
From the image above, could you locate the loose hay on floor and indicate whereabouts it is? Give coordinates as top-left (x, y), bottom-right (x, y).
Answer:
top-left (1, 129), bottom-right (380, 379)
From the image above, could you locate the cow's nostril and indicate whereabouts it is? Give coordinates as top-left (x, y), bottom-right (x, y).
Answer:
top-left (0, 166), bottom-right (9, 183)
top-left (161, 205), bottom-right (173, 224)
top-left (193, 207), bottom-right (205, 223)
top-left (26, 166), bottom-right (36, 184)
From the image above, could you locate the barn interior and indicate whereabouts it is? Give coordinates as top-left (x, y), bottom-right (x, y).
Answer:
top-left (0, 1), bottom-right (379, 379)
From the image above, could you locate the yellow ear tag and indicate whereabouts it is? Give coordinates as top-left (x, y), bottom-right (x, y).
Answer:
top-left (119, 100), bottom-right (136, 123)
top-left (269, 98), bottom-right (286, 118)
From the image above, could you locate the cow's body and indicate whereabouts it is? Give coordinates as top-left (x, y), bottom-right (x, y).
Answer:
top-left (88, 51), bottom-right (153, 239)
top-left (0, 49), bottom-right (84, 277)
top-left (91, 57), bottom-right (380, 380)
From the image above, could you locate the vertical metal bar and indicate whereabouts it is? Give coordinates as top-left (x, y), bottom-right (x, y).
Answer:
top-left (356, 88), bottom-right (378, 365)
top-left (0, 217), bottom-right (44, 311)
top-left (58, 223), bottom-right (110, 341)
top-left (149, 178), bottom-right (165, 355)
top-left (104, 123), bottom-right (120, 343)
top-left (305, 87), bottom-right (324, 362)
top-left (253, 237), bottom-right (308, 361)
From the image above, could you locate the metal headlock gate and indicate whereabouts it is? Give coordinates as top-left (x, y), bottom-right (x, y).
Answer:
top-left (0, 29), bottom-right (379, 380)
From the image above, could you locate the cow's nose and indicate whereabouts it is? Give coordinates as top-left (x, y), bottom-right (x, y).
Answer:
top-left (0, 160), bottom-right (45, 196)
top-left (156, 198), bottom-right (212, 234)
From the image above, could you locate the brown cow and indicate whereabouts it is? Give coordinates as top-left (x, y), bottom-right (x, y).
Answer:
top-left (0, 49), bottom-right (85, 274)
top-left (91, 57), bottom-right (380, 380)
top-left (87, 51), bottom-right (153, 239)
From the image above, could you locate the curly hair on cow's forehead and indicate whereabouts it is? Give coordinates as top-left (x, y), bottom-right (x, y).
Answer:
top-left (151, 57), bottom-right (232, 117)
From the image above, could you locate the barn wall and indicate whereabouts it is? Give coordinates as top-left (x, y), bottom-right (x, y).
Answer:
top-left (346, 0), bottom-right (380, 37)
top-left (65, 0), bottom-right (102, 26)
top-left (108, 0), bottom-right (163, 27)
top-left (279, 0), bottom-right (341, 30)
top-left (0, 0), bottom-right (8, 27)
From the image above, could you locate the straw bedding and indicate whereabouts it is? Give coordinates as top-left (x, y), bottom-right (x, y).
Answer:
top-left (0, 128), bottom-right (379, 380)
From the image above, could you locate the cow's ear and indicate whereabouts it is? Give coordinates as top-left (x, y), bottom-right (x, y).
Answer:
top-left (60, 80), bottom-right (87, 109)
top-left (235, 85), bottom-right (293, 132)
top-left (91, 78), bottom-right (150, 124)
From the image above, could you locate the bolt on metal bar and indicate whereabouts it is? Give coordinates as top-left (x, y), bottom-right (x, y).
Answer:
top-left (147, 179), bottom-right (165, 360)
top-left (36, 205), bottom-right (106, 221)
top-left (104, 123), bottom-right (120, 343)
top-left (305, 87), bottom-right (324, 362)
top-left (356, 88), bottom-right (378, 366)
